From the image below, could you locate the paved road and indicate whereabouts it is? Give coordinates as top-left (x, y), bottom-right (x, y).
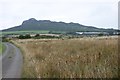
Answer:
top-left (1, 42), bottom-right (23, 78)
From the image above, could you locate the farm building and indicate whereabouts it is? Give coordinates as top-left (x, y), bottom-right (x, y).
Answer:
top-left (75, 32), bottom-right (109, 36)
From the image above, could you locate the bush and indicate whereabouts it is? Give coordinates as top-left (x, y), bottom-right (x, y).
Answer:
top-left (19, 35), bottom-right (25, 39)
top-left (18, 34), bottom-right (31, 39)
top-left (33, 34), bottom-right (60, 39)
top-left (2, 37), bottom-right (10, 42)
top-left (98, 33), bottom-right (104, 36)
top-left (25, 34), bottom-right (31, 39)
top-left (35, 34), bottom-right (40, 37)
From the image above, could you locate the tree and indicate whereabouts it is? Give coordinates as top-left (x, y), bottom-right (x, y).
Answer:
top-left (18, 34), bottom-right (31, 39)
top-left (18, 35), bottom-right (25, 39)
top-left (25, 34), bottom-right (31, 38)
top-left (98, 33), bottom-right (104, 36)
top-left (35, 34), bottom-right (40, 37)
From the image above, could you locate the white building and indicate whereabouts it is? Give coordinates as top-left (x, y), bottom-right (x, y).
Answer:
top-left (76, 32), bottom-right (109, 35)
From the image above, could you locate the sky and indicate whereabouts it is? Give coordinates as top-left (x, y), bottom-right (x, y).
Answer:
top-left (0, 0), bottom-right (119, 30)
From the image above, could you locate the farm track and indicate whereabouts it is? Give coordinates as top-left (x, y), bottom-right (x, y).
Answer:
top-left (1, 42), bottom-right (23, 78)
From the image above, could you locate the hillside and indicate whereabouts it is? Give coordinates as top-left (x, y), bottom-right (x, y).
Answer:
top-left (2, 18), bottom-right (118, 33)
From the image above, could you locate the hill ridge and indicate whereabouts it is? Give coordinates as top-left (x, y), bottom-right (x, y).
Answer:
top-left (2, 18), bottom-right (118, 33)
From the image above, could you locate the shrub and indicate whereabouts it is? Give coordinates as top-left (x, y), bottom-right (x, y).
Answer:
top-left (35, 34), bottom-right (40, 37)
top-left (18, 34), bottom-right (31, 39)
top-left (19, 35), bottom-right (25, 39)
top-left (98, 33), bottom-right (104, 36)
top-left (25, 34), bottom-right (31, 39)
top-left (2, 37), bottom-right (10, 42)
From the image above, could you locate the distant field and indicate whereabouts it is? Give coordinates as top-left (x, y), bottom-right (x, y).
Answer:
top-left (2, 30), bottom-right (66, 35)
top-left (2, 30), bottom-right (49, 35)
top-left (13, 36), bottom-right (118, 78)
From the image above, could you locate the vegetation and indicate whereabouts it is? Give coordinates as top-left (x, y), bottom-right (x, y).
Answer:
top-left (33, 35), bottom-right (60, 39)
top-left (18, 34), bottom-right (60, 39)
top-left (0, 43), bottom-right (5, 54)
top-left (98, 33), bottom-right (104, 36)
top-left (18, 34), bottom-right (31, 39)
top-left (2, 37), bottom-right (10, 42)
top-left (34, 34), bottom-right (40, 37)
top-left (0, 43), bottom-right (2, 54)
top-left (49, 31), bottom-right (66, 34)
top-left (13, 36), bottom-right (118, 78)
top-left (2, 30), bottom-right (50, 35)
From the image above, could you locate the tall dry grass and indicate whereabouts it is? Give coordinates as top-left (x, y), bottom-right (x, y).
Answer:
top-left (13, 36), bottom-right (118, 78)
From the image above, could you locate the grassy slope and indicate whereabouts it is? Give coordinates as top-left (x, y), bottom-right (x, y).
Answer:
top-left (0, 43), bottom-right (2, 54)
top-left (13, 36), bottom-right (118, 78)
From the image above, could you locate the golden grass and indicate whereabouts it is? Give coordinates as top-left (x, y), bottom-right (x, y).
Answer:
top-left (12, 36), bottom-right (119, 78)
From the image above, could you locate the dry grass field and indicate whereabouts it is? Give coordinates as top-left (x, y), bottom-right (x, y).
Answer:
top-left (12, 36), bottom-right (119, 78)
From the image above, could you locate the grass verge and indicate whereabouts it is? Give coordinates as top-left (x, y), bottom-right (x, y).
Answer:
top-left (0, 43), bottom-right (6, 54)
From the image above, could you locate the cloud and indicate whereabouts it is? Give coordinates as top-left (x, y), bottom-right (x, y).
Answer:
top-left (0, 0), bottom-right (119, 30)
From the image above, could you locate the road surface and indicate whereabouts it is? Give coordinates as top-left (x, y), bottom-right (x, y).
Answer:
top-left (1, 42), bottom-right (23, 78)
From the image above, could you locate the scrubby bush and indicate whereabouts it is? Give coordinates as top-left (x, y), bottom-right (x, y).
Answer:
top-left (35, 34), bottom-right (40, 37)
top-left (98, 33), bottom-right (104, 36)
top-left (18, 34), bottom-right (31, 39)
top-left (18, 35), bottom-right (25, 39)
top-left (25, 34), bottom-right (31, 38)
top-left (2, 37), bottom-right (10, 42)
top-left (34, 35), bottom-right (60, 39)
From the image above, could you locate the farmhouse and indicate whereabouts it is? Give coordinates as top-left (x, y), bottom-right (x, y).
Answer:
top-left (75, 32), bottom-right (109, 36)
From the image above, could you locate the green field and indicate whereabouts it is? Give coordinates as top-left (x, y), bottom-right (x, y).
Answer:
top-left (2, 30), bottom-right (67, 36)
top-left (2, 30), bottom-right (50, 35)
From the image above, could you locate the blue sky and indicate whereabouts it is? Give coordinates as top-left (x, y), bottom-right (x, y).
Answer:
top-left (0, 0), bottom-right (119, 30)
